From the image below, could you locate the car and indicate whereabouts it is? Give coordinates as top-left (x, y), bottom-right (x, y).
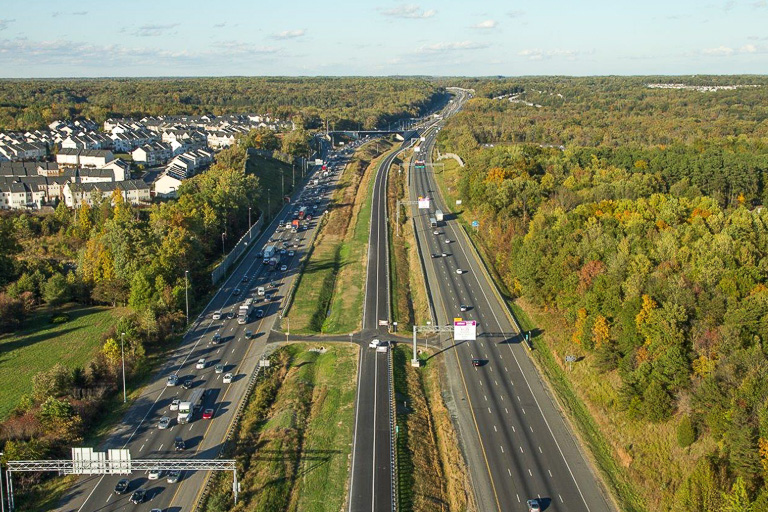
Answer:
top-left (456, 269), bottom-right (463, 274)
top-left (280, 264), bottom-right (288, 271)
top-left (369, 339), bottom-right (381, 349)
top-left (460, 305), bottom-right (468, 312)
top-left (158, 416), bottom-right (171, 429)
top-left (212, 310), bottom-right (222, 320)
top-left (202, 408), bottom-right (214, 420)
top-left (196, 358), bottom-right (206, 369)
top-left (245, 329), bottom-right (253, 339)
top-left (150, 509), bottom-right (162, 512)
top-left (170, 399), bottom-right (180, 411)
top-left (242, 275), bottom-right (249, 283)
top-left (114, 478), bottom-right (130, 494)
top-left (223, 373), bottom-right (233, 384)
top-left (280, 248), bottom-right (287, 255)
top-left (166, 470), bottom-right (182, 484)
top-left (215, 364), bottom-right (225, 374)
top-left (472, 358), bottom-right (482, 367)
top-left (256, 251), bottom-right (263, 259)
top-left (181, 378), bottom-right (193, 390)
top-left (288, 250), bottom-right (295, 257)
top-left (445, 239), bottom-right (451, 244)
top-left (130, 489), bottom-right (146, 504)
top-left (255, 309), bottom-right (264, 319)
top-left (210, 332), bottom-right (222, 345)
top-left (441, 252), bottom-right (448, 257)
top-left (233, 288), bottom-right (241, 296)
top-left (166, 374), bottom-right (178, 387)
top-left (174, 436), bottom-right (185, 451)
top-left (433, 230), bottom-right (440, 235)
top-left (527, 499), bottom-right (542, 512)
top-left (148, 468), bottom-right (162, 480)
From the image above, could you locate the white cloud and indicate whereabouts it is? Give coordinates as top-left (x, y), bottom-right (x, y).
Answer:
top-left (740, 44), bottom-right (757, 53)
top-left (753, 0), bottom-right (768, 7)
top-left (380, 4), bottom-right (437, 19)
top-left (272, 29), bottom-right (306, 40)
top-left (212, 40), bottom-right (281, 54)
top-left (417, 41), bottom-right (488, 53)
top-left (518, 48), bottom-right (582, 60)
top-left (507, 10), bottom-right (526, 18)
top-left (0, 19), bottom-right (15, 30)
top-left (471, 20), bottom-right (497, 29)
top-left (134, 23), bottom-right (179, 37)
top-left (702, 45), bottom-right (735, 55)
top-left (53, 11), bottom-right (88, 17)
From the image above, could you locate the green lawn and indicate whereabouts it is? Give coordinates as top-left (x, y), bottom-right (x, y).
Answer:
top-left (0, 305), bottom-right (123, 420)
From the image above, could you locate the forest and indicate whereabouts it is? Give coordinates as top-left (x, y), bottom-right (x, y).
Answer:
top-left (0, 77), bottom-right (445, 131)
top-left (436, 76), bottom-right (768, 510)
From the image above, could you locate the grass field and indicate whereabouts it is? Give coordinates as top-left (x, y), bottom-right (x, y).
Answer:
top-left (0, 305), bottom-right (124, 420)
top-left (287, 139), bottom-right (394, 333)
top-left (204, 343), bottom-right (358, 512)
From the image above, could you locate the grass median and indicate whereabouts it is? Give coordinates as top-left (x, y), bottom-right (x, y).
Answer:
top-left (203, 343), bottom-right (358, 512)
top-left (287, 139), bottom-right (395, 333)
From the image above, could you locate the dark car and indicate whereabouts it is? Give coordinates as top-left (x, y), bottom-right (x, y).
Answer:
top-left (130, 489), bottom-right (146, 504)
top-left (245, 329), bottom-right (253, 339)
top-left (255, 309), bottom-right (265, 319)
top-left (242, 275), bottom-right (249, 283)
top-left (527, 499), bottom-right (542, 512)
top-left (210, 332), bottom-right (222, 345)
top-left (233, 288), bottom-right (241, 296)
top-left (174, 436), bottom-right (185, 451)
top-left (114, 478), bottom-right (130, 494)
top-left (181, 378), bottom-right (193, 390)
top-left (472, 358), bottom-right (482, 367)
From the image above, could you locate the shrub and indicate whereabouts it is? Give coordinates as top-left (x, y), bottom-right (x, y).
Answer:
top-left (677, 415), bottom-right (697, 448)
top-left (50, 314), bottom-right (70, 324)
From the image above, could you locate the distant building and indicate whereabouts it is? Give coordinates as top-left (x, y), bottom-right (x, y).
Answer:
top-left (63, 179), bottom-right (151, 207)
top-left (56, 149), bottom-right (115, 168)
top-left (132, 142), bottom-right (172, 166)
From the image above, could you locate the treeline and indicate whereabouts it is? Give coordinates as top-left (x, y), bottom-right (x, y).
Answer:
top-left (437, 77), bottom-right (768, 509)
top-left (0, 77), bottom-right (445, 131)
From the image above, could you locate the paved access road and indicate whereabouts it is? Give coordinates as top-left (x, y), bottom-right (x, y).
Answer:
top-left (409, 91), bottom-right (614, 512)
top-left (54, 151), bottom-right (343, 512)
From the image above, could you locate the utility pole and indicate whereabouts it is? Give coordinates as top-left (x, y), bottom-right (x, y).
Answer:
top-left (281, 169), bottom-right (284, 198)
top-left (285, 317), bottom-right (290, 343)
top-left (292, 163), bottom-right (295, 188)
top-left (267, 189), bottom-right (271, 219)
top-left (248, 207), bottom-right (252, 240)
top-left (121, 332), bottom-right (127, 403)
top-left (185, 270), bottom-right (189, 326)
top-left (221, 232), bottom-right (226, 256)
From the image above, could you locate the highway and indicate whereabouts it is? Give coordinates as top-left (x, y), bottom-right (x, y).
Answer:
top-left (348, 141), bottom-right (401, 512)
top-left (408, 90), bottom-right (613, 512)
top-left (54, 146), bottom-right (342, 512)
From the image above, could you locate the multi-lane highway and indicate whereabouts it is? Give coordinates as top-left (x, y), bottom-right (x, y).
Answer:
top-left (55, 149), bottom-right (343, 512)
top-left (408, 91), bottom-right (613, 512)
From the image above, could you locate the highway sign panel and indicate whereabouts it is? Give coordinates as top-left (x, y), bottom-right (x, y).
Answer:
top-left (454, 320), bottom-right (477, 341)
top-left (418, 196), bottom-right (430, 209)
top-left (72, 447), bottom-right (105, 475)
top-left (315, 159), bottom-right (323, 165)
top-left (108, 449), bottom-right (132, 474)
top-left (379, 319), bottom-right (389, 326)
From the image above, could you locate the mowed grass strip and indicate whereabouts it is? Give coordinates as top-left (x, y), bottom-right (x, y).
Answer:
top-left (204, 343), bottom-right (358, 512)
top-left (393, 345), bottom-right (475, 512)
top-left (0, 305), bottom-right (123, 420)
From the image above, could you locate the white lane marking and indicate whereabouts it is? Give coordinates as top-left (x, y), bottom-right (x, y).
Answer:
top-left (158, 444), bottom-right (163, 451)
top-left (538, 446), bottom-right (542, 453)
top-left (530, 426), bottom-right (534, 433)
top-left (549, 470), bottom-right (553, 478)
top-left (139, 444), bottom-right (145, 451)
top-left (508, 469), bottom-right (512, 476)
top-left (493, 425), bottom-right (497, 432)
top-left (500, 445), bottom-right (504, 453)
top-left (488, 408), bottom-right (492, 413)
top-left (519, 446), bottom-right (524, 453)
top-left (559, 495), bottom-right (564, 503)
top-left (528, 469), bottom-right (533, 477)
top-left (105, 495), bottom-right (111, 503)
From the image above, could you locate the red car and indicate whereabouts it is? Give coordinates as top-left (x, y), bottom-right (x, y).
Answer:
top-left (202, 408), bottom-right (214, 420)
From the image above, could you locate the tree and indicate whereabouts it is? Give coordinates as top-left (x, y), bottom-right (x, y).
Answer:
top-left (32, 363), bottom-right (73, 402)
top-left (43, 273), bottom-right (70, 307)
top-left (0, 292), bottom-right (25, 333)
top-left (678, 415), bottom-right (697, 448)
top-left (102, 337), bottom-right (121, 372)
top-left (721, 477), bottom-right (752, 512)
top-left (643, 380), bottom-right (673, 422)
top-left (129, 270), bottom-right (156, 312)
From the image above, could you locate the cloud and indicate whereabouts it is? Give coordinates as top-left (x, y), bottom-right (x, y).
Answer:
top-left (52, 11), bottom-right (88, 17)
top-left (380, 4), bottom-right (437, 19)
top-left (416, 41), bottom-right (488, 53)
top-left (507, 10), bottom-right (526, 18)
top-left (471, 20), bottom-right (497, 29)
top-left (752, 0), bottom-right (768, 7)
top-left (213, 23), bottom-right (226, 28)
top-left (723, 0), bottom-right (736, 10)
top-left (518, 48), bottom-right (584, 60)
top-left (211, 40), bottom-right (282, 55)
top-left (134, 23), bottom-right (179, 37)
top-left (272, 29), bottom-right (306, 40)
top-left (0, 18), bottom-right (15, 30)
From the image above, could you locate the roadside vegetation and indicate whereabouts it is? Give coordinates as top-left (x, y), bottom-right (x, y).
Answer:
top-left (388, 149), bottom-right (431, 331)
top-left (393, 345), bottom-right (475, 512)
top-left (435, 76), bottom-right (768, 510)
top-left (202, 343), bottom-right (358, 512)
top-left (287, 138), bottom-right (394, 333)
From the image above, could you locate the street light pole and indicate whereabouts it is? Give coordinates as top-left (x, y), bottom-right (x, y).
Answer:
top-left (285, 317), bottom-right (289, 343)
top-left (267, 189), bottom-right (271, 219)
top-left (281, 169), bottom-right (284, 198)
top-left (185, 270), bottom-right (189, 326)
top-left (121, 332), bottom-right (127, 403)
top-left (292, 163), bottom-right (295, 188)
top-left (248, 207), bottom-right (252, 240)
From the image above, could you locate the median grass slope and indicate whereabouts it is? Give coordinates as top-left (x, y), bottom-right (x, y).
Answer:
top-left (0, 305), bottom-right (123, 420)
top-left (287, 139), bottom-right (394, 333)
top-left (204, 343), bottom-right (358, 512)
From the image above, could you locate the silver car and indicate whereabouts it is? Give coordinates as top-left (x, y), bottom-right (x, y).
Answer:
top-left (158, 416), bottom-right (171, 429)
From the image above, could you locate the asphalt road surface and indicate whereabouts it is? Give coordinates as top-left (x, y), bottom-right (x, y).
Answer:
top-left (409, 91), bottom-right (614, 512)
top-left (53, 151), bottom-right (342, 512)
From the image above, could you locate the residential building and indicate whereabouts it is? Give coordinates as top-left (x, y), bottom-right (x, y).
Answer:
top-left (56, 149), bottom-right (115, 168)
top-left (63, 179), bottom-right (151, 207)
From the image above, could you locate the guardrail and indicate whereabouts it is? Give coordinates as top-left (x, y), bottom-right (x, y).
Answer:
top-left (192, 353), bottom-right (272, 512)
top-left (388, 346), bottom-right (398, 512)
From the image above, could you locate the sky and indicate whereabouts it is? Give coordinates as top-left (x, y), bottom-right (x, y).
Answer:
top-left (0, 0), bottom-right (767, 77)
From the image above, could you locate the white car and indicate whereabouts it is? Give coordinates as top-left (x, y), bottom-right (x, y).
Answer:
top-left (166, 374), bottom-right (178, 387)
top-left (196, 358), bottom-right (206, 369)
top-left (223, 373), bottom-right (233, 384)
top-left (369, 339), bottom-right (381, 349)
top-left (433, 230), bottom-right (439, 235)
top-left (215, 364), bottom-right (225, 374)
top-left (148, 468), bottom-right (162, 480)
top-left (158, 416), bottom-right (171, 429)
top-left (170, 399), bottom-right (180, 411)
top-left (280, 264), bottom-right (288, 271)
top-left (445, 239), bottom-right (451, 244)
top-left (212, 311), bottom-right (222, 320)
top-left (456, 269), bottom-right (463, 274)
